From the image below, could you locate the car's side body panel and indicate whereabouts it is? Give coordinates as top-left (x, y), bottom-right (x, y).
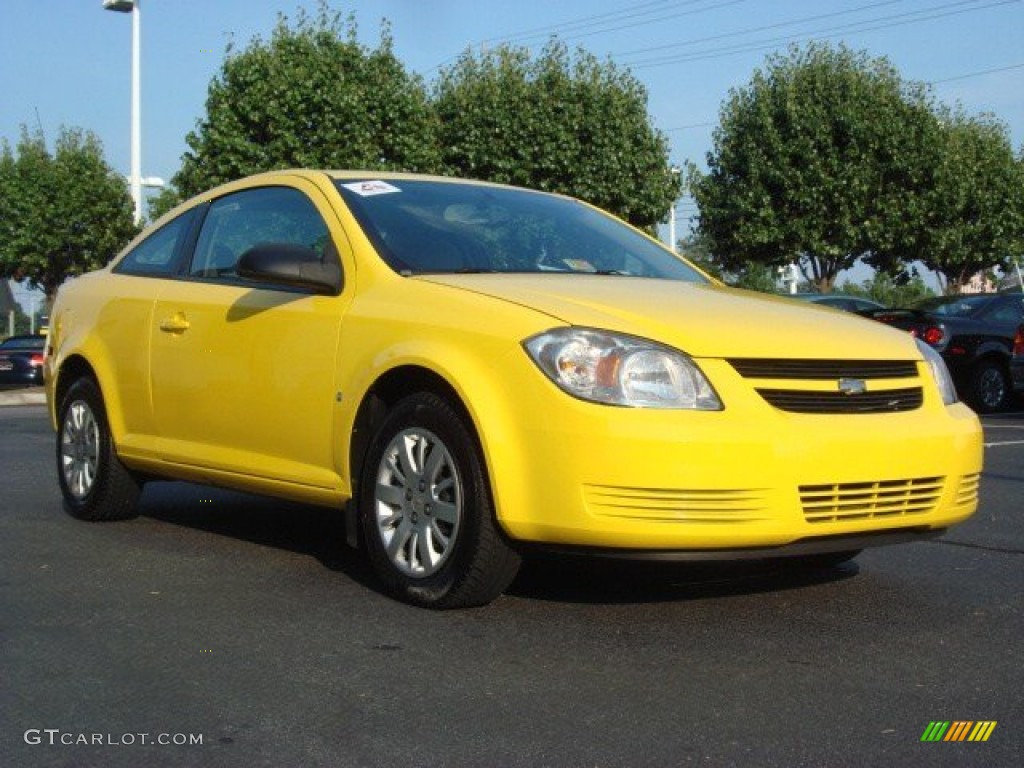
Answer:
top-left (328, 277), bottom-right (562, 502)
top-left (145, 282), bottom-right (345, 489)
top-left (47, 271), bottom-right (158, 441)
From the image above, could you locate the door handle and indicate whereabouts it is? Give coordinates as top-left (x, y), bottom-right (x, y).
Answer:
top-left (159, 313), bottom-right (191, 334)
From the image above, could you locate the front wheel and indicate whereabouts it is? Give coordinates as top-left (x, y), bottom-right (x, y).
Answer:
top-left (57, 377), bottom-right (141, 521)
top-left (358, 392), bottom-right (521, 608)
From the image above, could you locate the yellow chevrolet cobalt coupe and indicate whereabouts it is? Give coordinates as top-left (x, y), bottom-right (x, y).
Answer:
top-left (45, 170), bottom-right (983, 608)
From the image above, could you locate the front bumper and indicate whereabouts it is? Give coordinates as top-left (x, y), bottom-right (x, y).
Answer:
top-left (485, 358), bottom-right (984, 552)
top-left (524, 528), bottom-right (946, 561)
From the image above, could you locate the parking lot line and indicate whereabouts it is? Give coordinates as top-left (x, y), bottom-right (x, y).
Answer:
top-left (980, 420), bottom-right (1024, 448)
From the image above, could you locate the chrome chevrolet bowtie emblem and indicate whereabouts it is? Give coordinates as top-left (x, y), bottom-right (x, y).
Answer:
top-left (838, 378), bottom-right (867, 395)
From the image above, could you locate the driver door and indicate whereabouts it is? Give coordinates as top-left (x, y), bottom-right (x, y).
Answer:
top-left (148, 180), bottom-right (351, 491)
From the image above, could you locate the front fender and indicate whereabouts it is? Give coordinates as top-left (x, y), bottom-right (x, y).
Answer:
top-left (332, 284), bottom-right (562, 518)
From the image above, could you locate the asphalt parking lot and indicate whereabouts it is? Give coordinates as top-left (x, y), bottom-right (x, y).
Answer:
top-left (1, 395), bottom-right (1021, 767)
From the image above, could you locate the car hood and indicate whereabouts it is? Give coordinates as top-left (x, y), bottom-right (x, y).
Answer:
top-left (416, 274), bottom-right (918, 360)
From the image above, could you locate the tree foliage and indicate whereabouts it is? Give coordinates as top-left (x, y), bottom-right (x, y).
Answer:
top-left (0, 127), bottom-right (136, 303)
top-left (146, 183), bottom-right (184, 222)
top-left (174, 3), bottom-right (440, 198)
top-left (837, 270), bottom-right (935, 307)
top-left (678, 234), bottom-right (779, 291)
top-left (169, 10), bottom-right (680, 228)
top-left (916, 111), bottom-right (1024, 293)
top-left (1, 293), bottom-right (30, 337)
top-left (676, 234), bottom-right (719, 279)
top-left (690, 43), bottom-right (939, 292)
top-left (434, 40), bottom-right (679, 229)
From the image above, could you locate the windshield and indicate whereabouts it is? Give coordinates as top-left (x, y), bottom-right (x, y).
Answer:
top-left (335, 179), bottom-right (708, 282)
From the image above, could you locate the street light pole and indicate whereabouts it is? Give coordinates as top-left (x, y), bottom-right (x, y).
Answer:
top-left (668, 205), bottom-right (676, 253)
top-left (103, 0), bottom-right (143, 224)
top-left (130, 0), bottom-right (142, 224)
top-left (666, 166), bottom-right (681, 253)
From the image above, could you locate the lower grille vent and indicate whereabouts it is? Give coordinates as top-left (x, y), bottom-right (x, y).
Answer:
top-left (800, 477), bottom-right (944, 523)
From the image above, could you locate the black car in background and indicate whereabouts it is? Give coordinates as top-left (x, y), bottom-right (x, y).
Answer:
top-left (0, 334), bottom-right (46, 390)
top-left (868, 294), bottom-right (1024, 412)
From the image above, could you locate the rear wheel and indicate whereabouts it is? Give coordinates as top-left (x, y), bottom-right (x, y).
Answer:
top-left (967, 359), bottom-right (1009, 413)
top-left (359, 392), bottom-right (521, 608)
top-left (57, 377), bottom-right (141, 521)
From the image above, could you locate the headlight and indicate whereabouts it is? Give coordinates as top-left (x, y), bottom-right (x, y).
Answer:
top-left (916, 338), bottom-right (958, 405)
top-left (524, 328), bottom-right (722, 410)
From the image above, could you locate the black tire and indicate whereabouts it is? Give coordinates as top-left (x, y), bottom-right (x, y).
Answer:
top-left (358, 392), bottom-right (521, 608)
top-left (56, 377), bottom-right (141, 521)
top-left (967, 359), bottom-right (1009, 413)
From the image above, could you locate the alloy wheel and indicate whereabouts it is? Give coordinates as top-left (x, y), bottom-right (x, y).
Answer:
top-left (60, 400), bottom-right (100, 500)
top-left (977, 366), bottom-right (1007, 411)
top-left (373, 427), bottom-right (462, 578)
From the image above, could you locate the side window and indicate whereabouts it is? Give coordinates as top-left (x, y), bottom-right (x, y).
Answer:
top-left (115, 208), bottom-right (196, 276)
top-left (188, 186), bottom-right (332, 280)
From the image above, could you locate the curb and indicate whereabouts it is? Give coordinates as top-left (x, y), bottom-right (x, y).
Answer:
top-left (0, 387), bottom-right (47, 407)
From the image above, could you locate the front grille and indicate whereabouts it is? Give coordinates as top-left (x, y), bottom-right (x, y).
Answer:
top-left (584, 484), bottom-right (770, 523)
top-left (729, 359), bottom-right (918, 380)
top-left (757, 387), bottom-right (922, 414)
top-left (800, 477), bottom-right (944, 523)
top-left (728, 358), bottom-right (922, 414)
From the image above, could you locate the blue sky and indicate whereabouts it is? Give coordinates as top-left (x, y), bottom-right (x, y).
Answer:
top-left (2, 0), bottom-right (1023, 307)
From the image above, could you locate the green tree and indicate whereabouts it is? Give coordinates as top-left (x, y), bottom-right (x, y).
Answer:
top-left (0, 127), bottom-right (136, 304)
top-left (680, 233), bottom-right (788, 292)
top-left (146, 183), bottom-right (185, 222)
top-left (434, 40), bottom-right (679, 229)
top-left (690, 43), bottom-right (939, 292)
top-left (916, 112), bottom-right (1023, 294)
top-left (729, 262), bottom-right (780, 293)
top-left (837, 270), bottom-right (935, 307)
top-left (175, 3), bottom-right (440, 198)
top-left (677, 233), bottom-right (721, 279)
top-left (678, 235), bottom-right (781, 291)
top-left (1, 296), bottom-right (30, 337)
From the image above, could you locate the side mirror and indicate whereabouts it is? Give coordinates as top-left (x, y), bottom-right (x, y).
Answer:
top-left (236, 242), bottom-right (342, 295)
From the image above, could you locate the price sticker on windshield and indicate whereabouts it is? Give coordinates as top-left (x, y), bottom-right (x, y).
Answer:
top-left (342, 180), bottom-right (402, 197)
